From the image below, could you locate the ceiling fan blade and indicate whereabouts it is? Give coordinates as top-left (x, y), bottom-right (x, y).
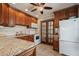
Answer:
top-left (30, 3), bottom-right (38, 6)
top-left (44, 7), bottom-right (52, 9)
top-left (31, 8), bottom-right (37, 12)
top-left (41, 3), bottom-right (45, 5)
top-left (40, 11), bottom-right (43, 14)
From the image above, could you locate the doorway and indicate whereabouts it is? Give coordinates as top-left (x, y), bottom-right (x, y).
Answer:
top-left (41, 20), bottom-right (53, 45)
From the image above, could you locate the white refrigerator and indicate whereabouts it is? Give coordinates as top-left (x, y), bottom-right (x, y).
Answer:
top-left (59, 18), bottom-right (79, 56)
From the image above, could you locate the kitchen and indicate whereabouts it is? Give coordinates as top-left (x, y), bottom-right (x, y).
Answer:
top-left (0, 3), bottom-right (79, 56)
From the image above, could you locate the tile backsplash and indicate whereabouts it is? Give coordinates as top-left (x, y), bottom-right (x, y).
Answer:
top-left (0, 25), bottom-right (36, 36)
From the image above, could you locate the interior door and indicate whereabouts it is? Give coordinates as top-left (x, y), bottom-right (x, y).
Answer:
top-left (41, 21), bottom-right (47, 43)
top-left (48, 21), bottom-right (53, 44)
top-left (41, 20), bottom-right (53, 44)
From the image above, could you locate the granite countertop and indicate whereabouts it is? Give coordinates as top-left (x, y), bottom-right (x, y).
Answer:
top-left (0, 37), bottom-right (36, 56)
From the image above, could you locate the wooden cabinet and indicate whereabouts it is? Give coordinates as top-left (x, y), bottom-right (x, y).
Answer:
top-left (66, 6), bottom-right (77, 18)
top-left (0, 3), bottom-right (37, 27)
top-left (17, 35), bottom-right (34, 42)
top-left (20, 14), bottom-right (26, 25)
top-left (25, 16), bottom-right (31, 26)
top-left (54, 5), bottom-right (78, 21)
top-left (15, 11), bottom-right (25, 25)
top-left (55, 10), bottom-right (67, 20)
top-left (2, 4), bottom-right (9, 26)
top-left (15, 11), bottom-right (21, 25)
top-left (31, 17), bottom-right (37, 23)
top-left (53, 35), bottom-right (59, 51)
top-left (0, 3), bottom-right (2, 25)
top-left (28, 35), bottom-right (34, 42)
top-left (8, 7), bottom-right (16, 27)
top-left (15, 11), bottom-right (37, 27)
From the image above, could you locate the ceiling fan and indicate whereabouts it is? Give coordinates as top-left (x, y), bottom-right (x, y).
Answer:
top-left (30, 3), bottom-right (52, 14)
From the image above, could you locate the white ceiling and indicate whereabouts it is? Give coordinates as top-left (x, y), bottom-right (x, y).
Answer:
top-left (9, 3), bottom-right (78, 19)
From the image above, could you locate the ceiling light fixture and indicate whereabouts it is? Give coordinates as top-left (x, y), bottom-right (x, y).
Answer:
top-left (12, 3), bottom-right (16, 4)
top-left (25, 9), bottom-right (28, 11)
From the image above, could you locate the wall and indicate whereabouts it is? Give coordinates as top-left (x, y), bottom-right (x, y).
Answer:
top-left (0, 25), bottom-right (37, 37)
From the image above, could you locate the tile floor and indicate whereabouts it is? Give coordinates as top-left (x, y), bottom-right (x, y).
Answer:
top-left (36, 43), bottom-right (61, 56)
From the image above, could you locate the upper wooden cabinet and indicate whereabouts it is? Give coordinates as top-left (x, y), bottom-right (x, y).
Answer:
top-left (54, 5), bottom-right (78, 21)
top-left (25, 15), bottom-right (31, 26)
top-left (16, 12), bottom-right (24, 25)
top-left (0, 3), bottom-right (37, 27)
top-left (0, 3), bottom-right (2, 24)
top-left (8, 7), bottom-right (16, 27)
top-left (31, 17), bottom-right (37, 23)
top-left (55, 10), bottom-right (67, 20)
top-left (2, 4), bottom-right (9, 26)
top-left (15, 11), bottom-right (21, 25)
top-left (65, 6), bottom-right (78, 18)
top-left (54, 5), bottom-right (79, 28)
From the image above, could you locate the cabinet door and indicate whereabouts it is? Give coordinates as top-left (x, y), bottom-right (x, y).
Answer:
top-left (9, 7), bottom-right (16, 27)
top-left (21, 14), bottom-right (26, 25)
top-left (25, 15), bottom-right (31, 26)
top-left (53, 35), bottom-right (59, 51)
top-left (66, 7), bottom-right (77, 17)
top-left (15, 11), bottom-right (21, 25)
top-left (55, 10), bottom-right (67, 20)
top-left (0, 3), bottom-right (2, 24)
top-left (59, 10), bottom-right (67, 20)
top-left (28, 36), bottom-right (34, 42)
top-left (31, 17), bottom-right (37, 23)
top-left (18, 13), bottom-right (26, 25)
top-left (25, 15), bottom-right (28, 25)
top-left (2, 4), bottom-right (9, 26)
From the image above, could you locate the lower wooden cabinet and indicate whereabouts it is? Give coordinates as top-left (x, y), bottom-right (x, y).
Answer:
top-left (53, 35), bottom-right (59, 51)
top-left (16, 35), bottom-right (34, 42)
top-left (28, 35), bottom-right (34, 42)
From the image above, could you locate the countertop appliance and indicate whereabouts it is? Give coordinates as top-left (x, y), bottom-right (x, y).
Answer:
top-left (34, 34), bottom-right (41, 45)
top-left (59, 18), bottom-right (79, 56)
